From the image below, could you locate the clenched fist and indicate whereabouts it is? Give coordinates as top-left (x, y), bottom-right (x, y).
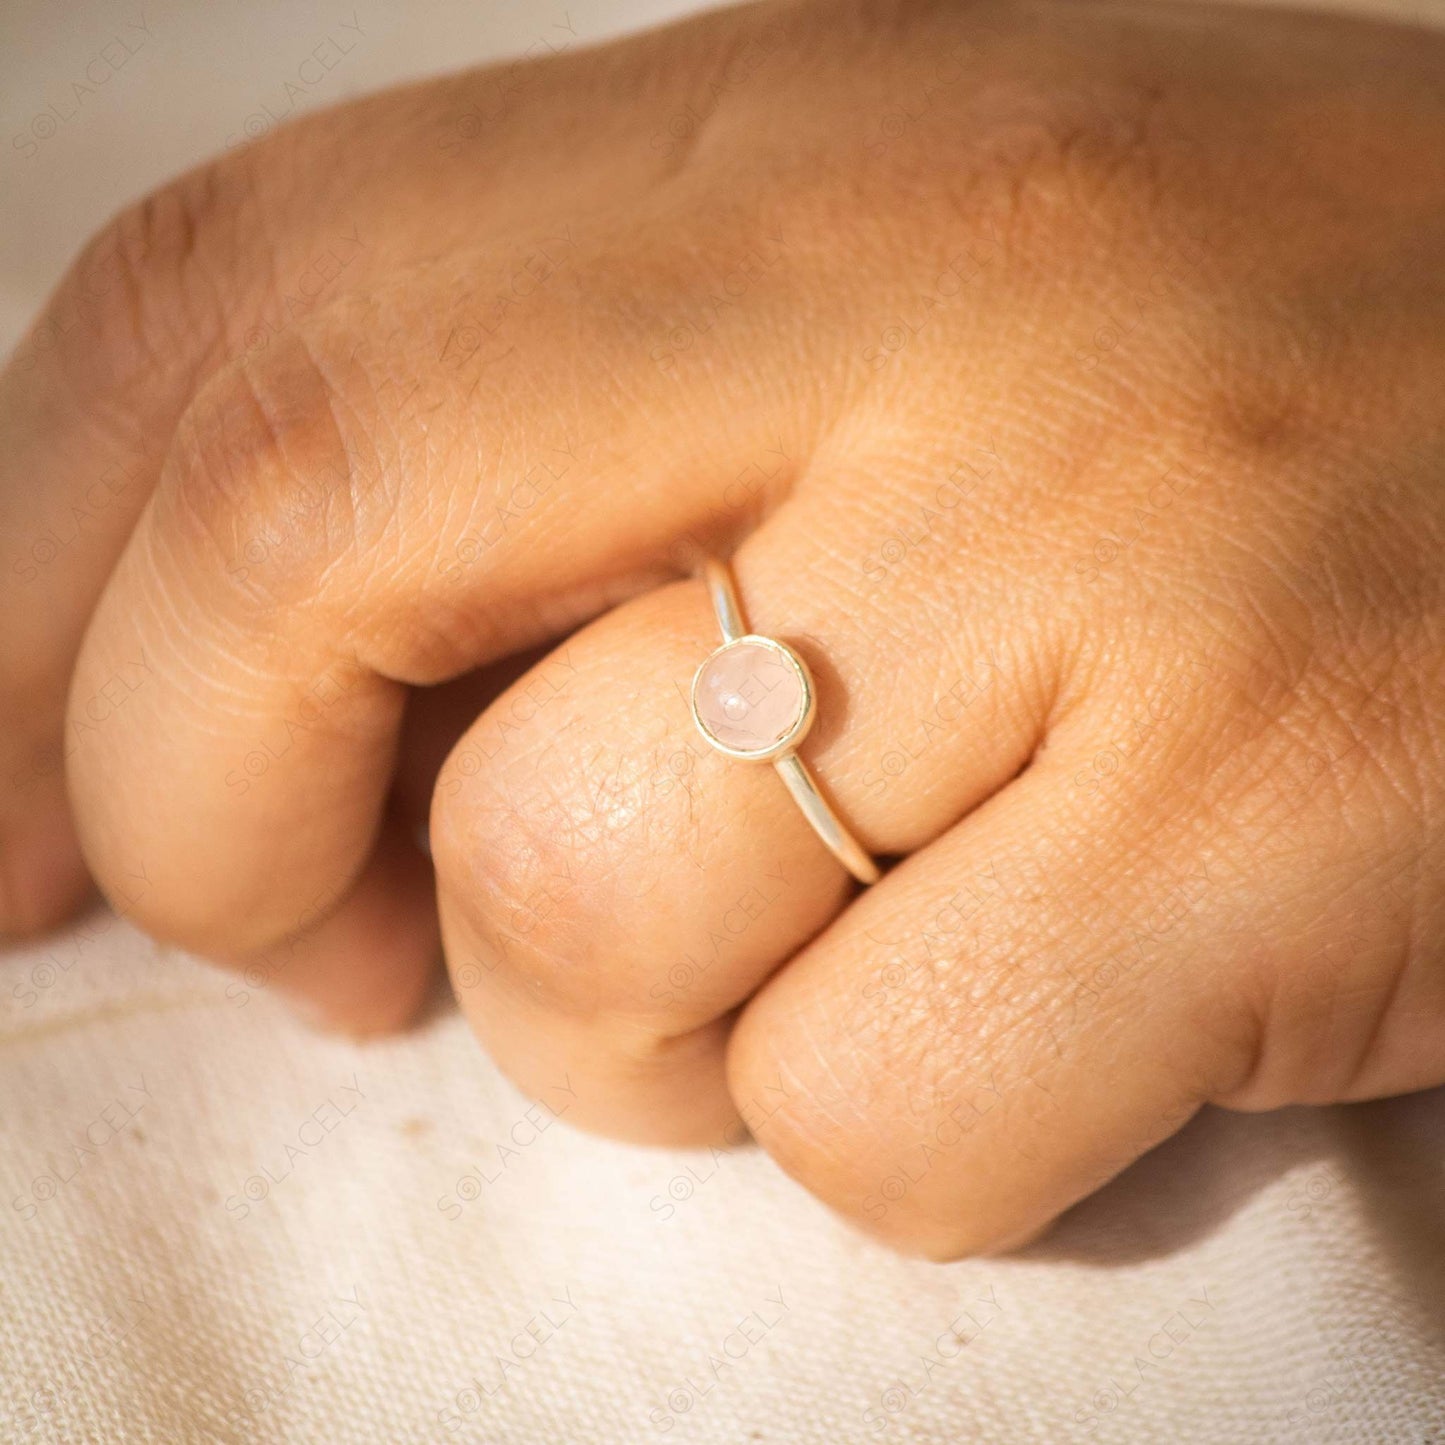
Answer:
top-left (5, 0), bottom-right (1445, 1258)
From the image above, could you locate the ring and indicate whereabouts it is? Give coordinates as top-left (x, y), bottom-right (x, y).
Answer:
top-left (690, 557), bottom-right (881, 885)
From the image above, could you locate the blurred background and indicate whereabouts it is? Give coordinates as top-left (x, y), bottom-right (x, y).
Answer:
top-left (0, 0), bottom-right (705, 352)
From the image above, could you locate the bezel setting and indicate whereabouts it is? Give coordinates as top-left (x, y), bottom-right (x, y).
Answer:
top-left (690, 633), bottom-right (816, 762)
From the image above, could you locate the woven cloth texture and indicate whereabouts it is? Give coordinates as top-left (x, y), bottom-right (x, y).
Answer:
top-left (2, 916), bottom-right (1443, 1443)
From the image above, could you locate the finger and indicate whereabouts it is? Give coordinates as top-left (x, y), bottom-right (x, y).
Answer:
top-left (211, 655), bottom-right (539, 1032)
top-left (0, 150), bottom-right (401, 934)
top-left (214, 810), bottom-right (440, 1035)
top-left (64, 235), bottom-right (809, 1024)
top-left (725, 748), bottom-right (1255, 1260)
top-left (0, 169), bottom-right (267, 935)
top-left (430, 428), bottom-right (1068, 1143)
top-left (393, 646), bottom-right (558, 832)
top-left (0, 20), bottom-right (704, 936)
top-left (433, 579), bottom-right (849, 1145)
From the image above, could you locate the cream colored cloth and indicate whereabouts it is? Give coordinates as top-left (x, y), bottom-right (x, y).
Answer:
top-left (4, 0), bottom-right (1445, 1441)
top-left (3, 916), bottom-right (1445, 1443)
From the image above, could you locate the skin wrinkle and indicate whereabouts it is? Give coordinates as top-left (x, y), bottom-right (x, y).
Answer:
top-left (458, 690), bottom-right (759, 1019)
top-left (764, 1022), bottom-right (887, 1168)
top-left (1224, 848), bottom-right (1429, 1104)
top-left (904, 864), bottom-right (1183, 1071)
top-left (1333, 958), bottom-right (1410, 1100)
top-left (839, 826), bottom-right (1150, 1094)
top-left (93, 183), bottom-right (230, 399)
top-left (1234, 883), bottom-right (1407, 1108)
top-left (1345, 871), bottom-right (1434, 1100)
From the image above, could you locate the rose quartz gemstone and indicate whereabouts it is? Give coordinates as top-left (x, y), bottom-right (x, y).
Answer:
top-left (694, 640), bottom-right (806, 755)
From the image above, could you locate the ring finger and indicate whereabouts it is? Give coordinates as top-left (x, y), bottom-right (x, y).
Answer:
top-left (432, 424), bottom-right (1069, 1143)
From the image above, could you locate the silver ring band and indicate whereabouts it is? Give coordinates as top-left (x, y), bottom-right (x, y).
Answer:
top-left (690, 557), bottom-right (880, 886)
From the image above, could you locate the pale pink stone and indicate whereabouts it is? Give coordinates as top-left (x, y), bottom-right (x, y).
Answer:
top-left (694, 641), bottom-right (806, 754)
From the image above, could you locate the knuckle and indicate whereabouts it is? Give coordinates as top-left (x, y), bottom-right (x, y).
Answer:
top-left (430, 735), bottom-right (614, 1017)
top-left (1189, 599), bottom-right (1430, 857)
top-left (33, 165), bottom-right (238, 396)
top-left (1159, 323), bottom-right (1349, 482)
top-left (434, 805), bottom-right (602, 1019)
top-left (865, 20), bottom-right (1172, 261)
top-left (731, 1038), bottom-right (1005, 1260)
top-left (431, 662), bottom-right (711, 1020)
top-left (155, 323), bottom-right (386, 617)
top-left (995, 85), bottom-right (1170, 238)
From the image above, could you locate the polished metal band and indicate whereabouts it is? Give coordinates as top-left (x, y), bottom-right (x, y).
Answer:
top-left (690, 557), bottom-right (880, 886)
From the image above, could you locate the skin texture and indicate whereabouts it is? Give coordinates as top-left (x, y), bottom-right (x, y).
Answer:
top-left (3, 0), bottom-right (1444, 1259)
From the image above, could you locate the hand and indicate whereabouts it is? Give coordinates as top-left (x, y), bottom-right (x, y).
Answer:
top-left (5, 0), bottom-right (1445, 1258)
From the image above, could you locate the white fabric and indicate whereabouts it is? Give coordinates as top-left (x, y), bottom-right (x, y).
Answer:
top-left (3, 917), bottom-right (1445, 1442)
top-left (4, 1), bottom-right (1445, 1441)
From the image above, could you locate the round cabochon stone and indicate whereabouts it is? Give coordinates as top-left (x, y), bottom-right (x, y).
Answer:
top-left (694, 639), bottom-right (808, 755)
